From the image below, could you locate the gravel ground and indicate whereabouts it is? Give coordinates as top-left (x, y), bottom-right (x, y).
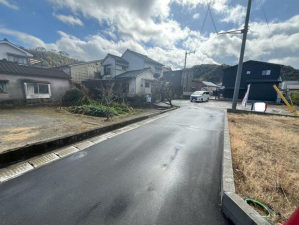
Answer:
top-left (0, 107), bottom-right (159, 154)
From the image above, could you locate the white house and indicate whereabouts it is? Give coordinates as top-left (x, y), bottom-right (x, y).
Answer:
top-left (101, 54), bottom-right (129, 79)
top-left (0, 38), bottom-right (33, 65)
top-left (115, 67), bottom-right (155, 97)
top-left (121, 49), bottom-right (164, 77)
top-left (100, 49), bottom-right (164, 97)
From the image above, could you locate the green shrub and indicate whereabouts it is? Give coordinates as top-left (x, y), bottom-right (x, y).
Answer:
top-left (290, 91), bottom-right (299, 106)
top-left (62, 89), bottom-right (84, 104)
top-left (67, 103), bottom-right (133, 117)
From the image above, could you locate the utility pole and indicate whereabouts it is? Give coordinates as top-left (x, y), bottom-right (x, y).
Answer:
top-left (183, 51), bottom-right (195, 94)
top-left (232, 0), bottom-right (252, 110)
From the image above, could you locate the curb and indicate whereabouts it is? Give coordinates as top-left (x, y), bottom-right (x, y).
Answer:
top-left (221, 111), bottom-right (271, 225)
top-left (227, 108), bottom-right (298, 118)
top-left (0, 107), bottom-right (178, 168)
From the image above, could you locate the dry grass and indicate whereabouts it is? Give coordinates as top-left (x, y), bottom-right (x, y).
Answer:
top-left (228, 113), bottom-right (299, 223)
top-left (1, 131), bottom-right (40, 142)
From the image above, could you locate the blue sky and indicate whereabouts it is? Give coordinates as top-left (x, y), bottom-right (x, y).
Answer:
top-left (0, 0), bottom-right (299, 69)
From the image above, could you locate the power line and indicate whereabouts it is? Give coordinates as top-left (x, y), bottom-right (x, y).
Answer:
top-left (208, 4), bottom-right (218, 34)
top-left (261, 5), bottom-right (279, 59)
top-left (200, 6), bottom-right (209, 34)
top-left (261, 5), bottom-right (286, 78)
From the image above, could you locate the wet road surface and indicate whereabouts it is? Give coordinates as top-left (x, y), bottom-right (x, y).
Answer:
top-left (0, 103), bottom-right (231, 225)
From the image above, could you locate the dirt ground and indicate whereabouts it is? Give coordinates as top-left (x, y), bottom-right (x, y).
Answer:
top-left (228, 113), bottom-right (299, 223)
top-left (0, 107), bottom-right (160, 153)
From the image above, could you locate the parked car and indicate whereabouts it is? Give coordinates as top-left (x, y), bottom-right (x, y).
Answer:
top-left (190, 91), bottom-right (210, 102)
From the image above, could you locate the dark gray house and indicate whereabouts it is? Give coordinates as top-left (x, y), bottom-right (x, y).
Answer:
top-left (163, 70), bottom-right (183, 97)
top-left (222, 60), bottom-right (283, 102)
top-left (0, 60), bottom-right (70, 104)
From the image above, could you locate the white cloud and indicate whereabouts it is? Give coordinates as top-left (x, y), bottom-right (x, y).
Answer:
top-left (268, 57), bottom-right (299, 67)
top-left (1, 1), bottom-right (299, 69)
top-left (0, 0), bottom-right (18, 10)
top-left (192, 13), bottom-right (199, 19)
top-left (54, 14), bottom-right (83, 26)
top-left (221, 5), bottom-right (246, 25)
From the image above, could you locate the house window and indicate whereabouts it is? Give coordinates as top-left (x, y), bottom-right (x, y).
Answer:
top-left (7, 55), bottom-right (25, 64)
top-left (145, 82), bottom-right (150, 88)
top-left (262, 70), bottom-right (271, 75)
top-left (104, 65), bottom-right (111, 75)
top-left (122, 66), bottom-right (127, 71)
top-left (155, 67), bottom-right (162, 73)
top-left (25, 83), bottom-right (51, 99)
top-left (246, 71), bottom-right (251, 74)
top-left (0, 81), bottom-right (8, 93)
top-left (141, 83), bottom-right (143, 87)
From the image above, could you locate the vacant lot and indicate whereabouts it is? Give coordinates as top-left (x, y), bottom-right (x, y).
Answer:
top-left (0, 107), bottom-right (159, 154)
top-left (228, 113), bottom-right (299, 223)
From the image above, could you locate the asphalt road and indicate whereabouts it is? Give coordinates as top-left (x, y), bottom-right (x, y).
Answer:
top-left (0, 101), bottom-right (231, 225)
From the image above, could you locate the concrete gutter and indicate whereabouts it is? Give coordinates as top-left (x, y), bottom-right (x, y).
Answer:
top-left (0, 107), bottom-right (178, 168)
top-left (221, 111), bottom-right (271, 225)
top-left (227, 108), bottom-right (298, 118)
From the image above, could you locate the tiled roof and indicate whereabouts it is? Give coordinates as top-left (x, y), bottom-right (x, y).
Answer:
top-left (107, 54), bottom-right (129, 65)
top-left (115, 68), bottom-right (152, 79)
top-left (0, 60), bottom-right (70, 79)
top-left (201, 81), bottom-right (217, 87)
top-left (126, 49), bottom-right (164, 66)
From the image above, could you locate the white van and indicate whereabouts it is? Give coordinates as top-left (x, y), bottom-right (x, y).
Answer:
top-left (190, 91), bottom-right (210, 102)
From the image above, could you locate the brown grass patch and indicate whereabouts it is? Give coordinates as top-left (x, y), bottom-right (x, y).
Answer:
top-left (228, 113), bottom-right (299, 223)
top-left (3, 127), bottom-right (37, 133)
top-left (1, 131), bottom-right (40, 142)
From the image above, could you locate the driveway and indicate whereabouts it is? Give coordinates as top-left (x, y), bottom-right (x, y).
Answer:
top-left (0, 104), bottom-right (231, 225)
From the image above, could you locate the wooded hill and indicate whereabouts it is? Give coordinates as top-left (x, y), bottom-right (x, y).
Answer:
top-left (26, 49), bottom-right (83, 67)
top-left (192, 64), bottom-right (230, 84)
top-left (191, 64), bottom-right (299, 84)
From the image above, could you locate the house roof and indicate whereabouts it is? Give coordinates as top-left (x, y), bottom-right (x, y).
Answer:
top-left (201, 81), bottom-right (217, 87)
top-left (124, 49), bottom-right (164, 66)
top-left (0, 39), bottom-right (33, 57)
top-left (106, 54), bottom-right (129, 65)
top-left (54, 60), bottom-right (102, 68)
top-left (0, 60), bottom-right (70, 79)
top-left (223, 60), bottom-right (284, 71)
top-left (287, 84), bottom-right (299, 90)
top-left (246, 78), bottom-right (282, 83)
top-left (115, 67), bottom-right (153, 79)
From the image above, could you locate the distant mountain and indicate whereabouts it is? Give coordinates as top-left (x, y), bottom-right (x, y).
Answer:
top-left (26, 49), bottom-right (83, 67)
top-left (281, 65), bottom-right (299, 81)
top-left (192, 64), bottom-right (230, 84)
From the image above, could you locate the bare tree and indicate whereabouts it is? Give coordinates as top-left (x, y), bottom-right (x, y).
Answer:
top-left (152, 78), bottom-right (174, 107)
top-left (95, 80), bottom-right (126, 106)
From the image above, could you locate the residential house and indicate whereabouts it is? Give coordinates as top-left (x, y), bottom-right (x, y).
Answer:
top-left (56, 60), bottom-right (102, 83)
top-left (180, 67), bottom-right (218, 96)
top-left (0, 38), bottom-right (33, 65)
top-left (0, 60), bottom-right (70, 104)
top-left (121, 49), bottom-right (164, 77)
top-left (163, 70), bottom-right (183, 98)
top-left (100, 49), bottom-right (164, 97)
top-left (101, 54), bottom-right (129, 79)
top-left (222, 60), bottom-right (283, 102)
top-left (114, 67), bottom-right (155, 97)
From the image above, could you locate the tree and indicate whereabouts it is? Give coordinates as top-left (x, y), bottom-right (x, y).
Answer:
top-left (152, 78), bottom-right (174, 107)
top-left (95, 80), bottom-right (125, 106)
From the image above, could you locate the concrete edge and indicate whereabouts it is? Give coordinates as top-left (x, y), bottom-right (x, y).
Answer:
top-left (227, 108), bottom-right (298, 118)
top-left (221, 111), bottom-right (271, 225)
top-left (0, 106), bottom-right (179, 168)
